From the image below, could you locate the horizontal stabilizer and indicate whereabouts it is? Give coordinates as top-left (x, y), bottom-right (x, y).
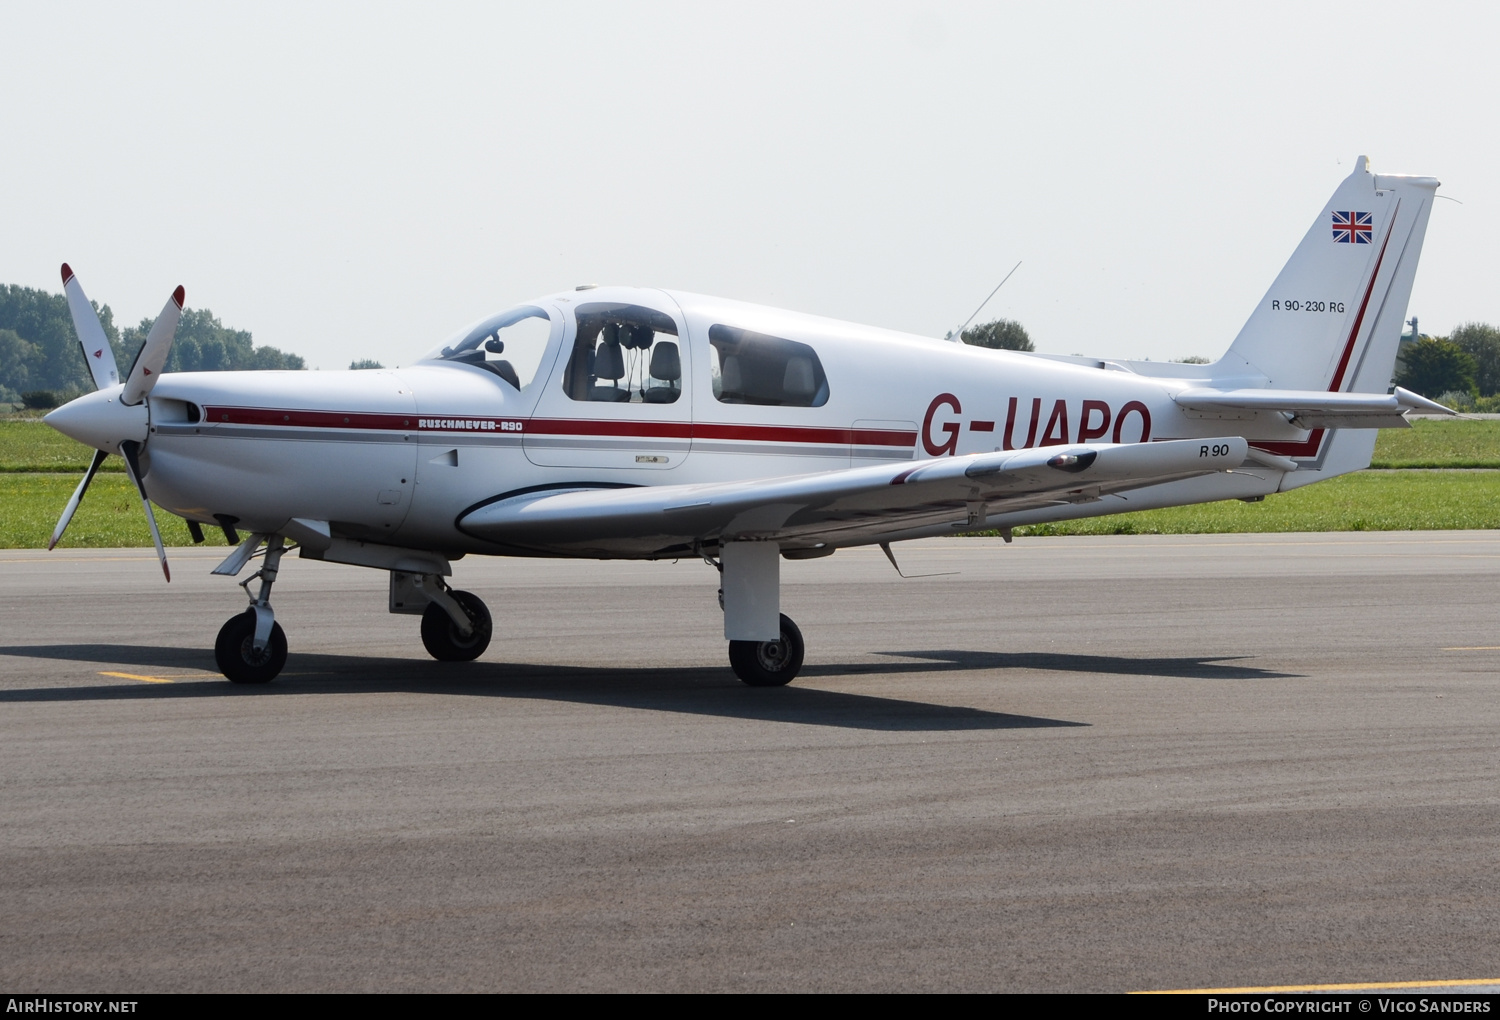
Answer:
top-left (1175, 386), bottom-right (1453, 430)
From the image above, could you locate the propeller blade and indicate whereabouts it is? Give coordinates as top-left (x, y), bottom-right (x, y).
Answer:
top-left (121, 285), bottom-right (185, 406)
top-left (60, 263), bottom-right (121, 391)
top-left (47, 448), bottom-right (109, 550)
top-left (119, 440), bottom-right (170, 582)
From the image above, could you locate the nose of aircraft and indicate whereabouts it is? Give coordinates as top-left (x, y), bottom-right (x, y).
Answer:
top-left (44, 386), bottom-right (149, 454)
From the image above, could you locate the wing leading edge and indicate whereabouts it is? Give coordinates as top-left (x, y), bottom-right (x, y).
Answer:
top-left (457, 436), bottom-right (1249, 557)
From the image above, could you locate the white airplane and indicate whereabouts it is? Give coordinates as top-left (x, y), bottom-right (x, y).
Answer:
top-left (44, 157), bottom-right (1450, 686)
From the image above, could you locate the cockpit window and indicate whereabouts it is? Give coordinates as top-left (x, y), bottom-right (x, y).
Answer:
top-left (709, 324), bottom-right (829, 407)
top-left (562, 302), bottom-right (682, 404)
top-left (425, 305), bottom-right (554, 390)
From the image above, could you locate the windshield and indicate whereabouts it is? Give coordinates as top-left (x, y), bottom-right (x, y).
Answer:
top-left (422, 305), bottom-right (555, 390)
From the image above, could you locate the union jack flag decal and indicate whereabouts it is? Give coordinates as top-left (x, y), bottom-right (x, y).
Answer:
top-left (1331, 210), bottom-right (1373, 243)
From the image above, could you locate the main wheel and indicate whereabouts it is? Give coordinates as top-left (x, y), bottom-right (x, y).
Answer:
top-left (215, 609), bottom-right (288, 684)
top-left (421, 590), bottom-right (492, 662)
top-left (728, 613), bottom-right (804, 687)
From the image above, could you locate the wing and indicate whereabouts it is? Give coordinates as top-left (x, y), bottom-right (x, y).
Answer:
top-left (1175, 386), bottom-right (1453, 430)
top-left (457, 436), bottom-right (1249, 557)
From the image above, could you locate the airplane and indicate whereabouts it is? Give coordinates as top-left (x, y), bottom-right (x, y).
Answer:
top-left (42, 156), bottom-right (1451, 686)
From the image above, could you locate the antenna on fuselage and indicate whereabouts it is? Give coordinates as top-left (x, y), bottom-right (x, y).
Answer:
top-left (948, 260), bottom-right (1022, 343)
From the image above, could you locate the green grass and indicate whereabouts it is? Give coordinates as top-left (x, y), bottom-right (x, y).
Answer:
top-left (1369, 418), bottom-right (1500, 468)
top-left (1013, 470), bottom-right (1500, 536)
top-left (1, 473), bottom-right (229, 549)
top-left (0, 419), bottom-right (123, 473)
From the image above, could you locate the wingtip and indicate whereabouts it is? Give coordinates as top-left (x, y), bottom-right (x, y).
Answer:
top-left (61, 263), bottom-right (74, 284)
top-left (172, 285), bottom-right (185, 308)
top-left (162, 561), bottom-right (171, 582)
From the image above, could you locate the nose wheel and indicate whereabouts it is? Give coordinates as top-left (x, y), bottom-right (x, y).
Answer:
top-left (215, 609), bottom-right (288, 684)
top-left (728, 613), bottom-right (804, 687)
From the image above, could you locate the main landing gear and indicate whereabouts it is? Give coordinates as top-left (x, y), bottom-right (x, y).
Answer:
top-left (728, 613), bottom-right (804, 687)
top-left (210, 533), bottom-right (794, 687)
top-left (391, 570), bottom-right (492, 662)
top-left (419, 588), bottom-right (492, 661)
top-left (211, 537), bottom-right (494, 685)
top-left (714, 541), bottom-right (805, 687)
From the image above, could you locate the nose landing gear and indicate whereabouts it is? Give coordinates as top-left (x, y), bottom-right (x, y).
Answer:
top-left (216, 535), bottom-right (289, 684)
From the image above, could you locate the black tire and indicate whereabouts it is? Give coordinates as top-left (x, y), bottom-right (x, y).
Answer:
top-left (420, 590), bottom-right (492, 662)
top-left (214, 609), bottom-right (288, 684)
top-left (728, 613), bottom-right (804, 687)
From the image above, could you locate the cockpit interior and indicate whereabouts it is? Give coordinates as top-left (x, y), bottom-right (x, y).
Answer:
top-left (562, 302), bottom-right (683, 404)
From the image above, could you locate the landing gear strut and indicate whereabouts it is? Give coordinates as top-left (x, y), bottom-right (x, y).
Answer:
top-left (216, 535), bottom-right (289, 684)
top-left (391, 570), bottom-right (492, 662)
top-left (713, 541), bottom-right (805, 687)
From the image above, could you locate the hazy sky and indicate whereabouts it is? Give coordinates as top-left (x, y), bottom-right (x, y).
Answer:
top-left (3, 1), bottom-right (1495, 369)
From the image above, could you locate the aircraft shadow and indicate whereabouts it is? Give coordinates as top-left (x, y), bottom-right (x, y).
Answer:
top-left (825, 649), bottom-right (1301, 681)
top-left (0, 643), bottom-right (1085, 733)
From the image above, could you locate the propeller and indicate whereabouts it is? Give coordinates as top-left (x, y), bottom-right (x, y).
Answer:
top-left (46, 263), bottom-right (183, 580)
top-left (61, 263), bottom-right (121, 390)
top-left (122, 285), bottom-right (185, 406)
top-left (120, 439), bottom-right (170, 582)
top-left (47, 448), bottom-right (108, 551)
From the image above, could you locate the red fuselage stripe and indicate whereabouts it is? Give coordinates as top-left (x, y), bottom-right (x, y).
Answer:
top-left (200, 407), bottom-right (918, 448)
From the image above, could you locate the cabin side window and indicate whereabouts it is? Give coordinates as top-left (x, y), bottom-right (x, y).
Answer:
top-left (561, 303), bottom-right (683, 404)
top-left (709, 324), bottom-right (829, 407)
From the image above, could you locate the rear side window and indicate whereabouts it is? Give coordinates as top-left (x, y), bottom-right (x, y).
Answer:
top-left (709, 324), bottom-right (829, 407)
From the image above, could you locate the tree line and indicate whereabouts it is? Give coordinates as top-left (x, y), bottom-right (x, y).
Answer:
top-left (0, 282), bottom-right (304, 407)
top-left (959, 319), bottom-right (1034, 351)
top-left (1394, 324), bottom-right (1500, 408)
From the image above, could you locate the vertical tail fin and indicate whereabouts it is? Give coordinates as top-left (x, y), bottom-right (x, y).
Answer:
top-left (1220, 157), bottom-right (1439, 483)
top-left (1224, 156), bottom-right (1439, 395)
